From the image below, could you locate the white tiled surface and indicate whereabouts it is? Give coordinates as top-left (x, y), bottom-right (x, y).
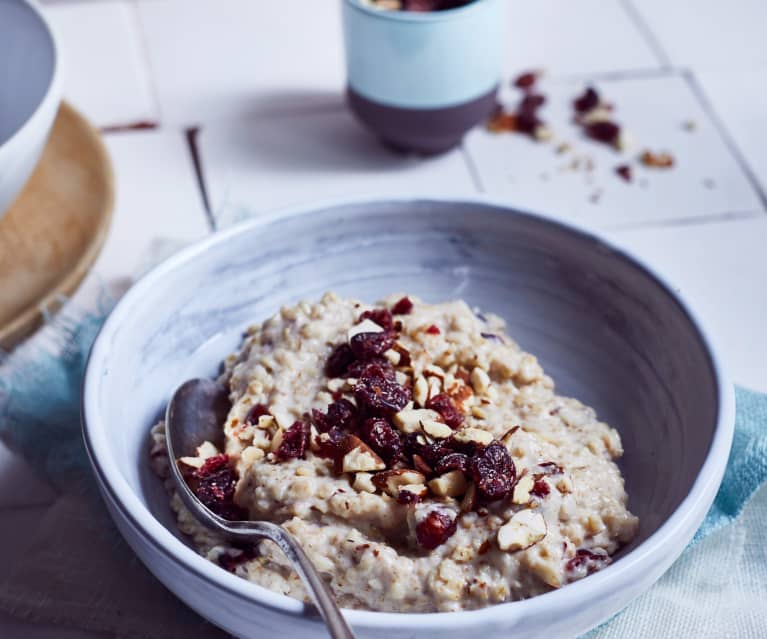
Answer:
top-left (45, 1), bottom-right (158, 129)
top-left (2, 1), bottom-right (766, 637)
top-left (696, 69), bottom-right (767, 197)
top-left (200, 109), bottom-right (477, 226)
top-left (629, 0), bottom-right (767, 70)
top-left (465, 73), bottom-right (763, 228)
top-left (136, 0), bottom-right (345, 125)
top-left (506, 0), bottom-right (662, 78)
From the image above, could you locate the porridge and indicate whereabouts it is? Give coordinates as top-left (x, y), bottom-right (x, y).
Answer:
top-left (150, 293), bottom-right (638, 612)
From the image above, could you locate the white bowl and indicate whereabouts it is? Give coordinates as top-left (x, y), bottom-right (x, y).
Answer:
top-left (0, 0), bottom-right (61, 217)
top-left (82, 197), bottom-right (734, 639)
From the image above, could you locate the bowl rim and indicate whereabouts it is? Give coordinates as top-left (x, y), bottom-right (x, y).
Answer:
top-left (0, 0), bottom-right (62, 151)
top-left (82, 194), bottom-right (735, 630)
top-left (344, 0), bottom-right (496, 24)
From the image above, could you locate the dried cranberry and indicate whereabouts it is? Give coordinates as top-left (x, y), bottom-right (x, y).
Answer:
top-left (414, 439), bottom-right (454, 468)
top-left (530, 478), bottom-right (551, 498)
top-left (434, 452), bottom-right (469, 474)
top-left (244, 403), bottom-right (269, 425)
top-left (426, 393), bottom-right (464, 429)
top-left (275, 421), bottom-right (309, 460)
top-left (360, 417), bottom-right (403, 464)
top-left (189, 455), bottom-right (245, 520)
top-left (359, 308), bottom-right (394, 331)
top-left (346, 358), bottom-right (395, 380)
top-left (391, 296), bottom-right (414, 315)
top-left (515, 110), bottom-right (541, 134)
top-left (350, 331), bottom-right (395, 360)
top-left (416, 510), bottom-right (458, 549)
top-left (354, 367), bottom-right (411, 415)
top-left (585, 121), bottom-right (621, 146)
top-left (326, 343), bottom-right (355, 378)
top-left (412, 454), bottom-right (433, 476)
top-left (470, 442), bottom-right (515, 502)
top-left (574, 87), bottom-right (599, 113)
top-left (615, 164), bottom-right (633, 182)
top-left (218, 544), bottom-right (257, 572)
top-left (537, 461), bottom-right (563, 475)
top-left (314, 426), bottom-right (346, 460)
top-left (566, 549), bottom-right (611, 576)
top-left (514, 71), bottom-right (538, 90)
top-left (425, 325), bottom-right (441, 335)
top-left (312, 398), bottom-right (358, 433)
top-left (397, 490), bottom-right (421, 505)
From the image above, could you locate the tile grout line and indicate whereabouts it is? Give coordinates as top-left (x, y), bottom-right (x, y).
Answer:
top-left (682, 70), bottom-right (767, 211)
top-left (127, 0), bottom-right (164, 127)
top-left (184, 127), bottom-right (216, 231)
top-left (605, 208), bottom-right (765, 233)
top-left (618, 0), bottom-right (673, 69)
top-left (459, 143), bottom-right (485, 194)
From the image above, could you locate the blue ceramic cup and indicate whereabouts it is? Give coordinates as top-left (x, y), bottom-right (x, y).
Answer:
top-left (342, 0), bottom-right (505, 154)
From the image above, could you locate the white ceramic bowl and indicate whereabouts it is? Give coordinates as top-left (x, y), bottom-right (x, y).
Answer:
top-left (82, 197), bottom-right (734, 639)
top-left (0, 0), bottom-right (61, 217)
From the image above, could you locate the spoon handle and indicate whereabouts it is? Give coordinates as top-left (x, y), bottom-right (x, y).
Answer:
top-left (226, 521), bottom-right (357, 639)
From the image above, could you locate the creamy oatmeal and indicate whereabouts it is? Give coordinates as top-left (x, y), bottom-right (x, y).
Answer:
top-left (150, 293), bottom-right (638, 612)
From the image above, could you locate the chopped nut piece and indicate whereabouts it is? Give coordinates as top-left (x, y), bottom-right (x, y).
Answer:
top-left (384, 348), bottom-right (401, 365)
top-left (372, 469), bottom-right (427, 497)
top-left (178, 441), bottom-right (220, 468)
top-left (428, 470), bottom-right (468, 497)
top-left (393, 408), bottom-right (442, 434)
top-left (413, 376), bottom-right (429, 407)
top-left (460, 481), bottom-right (477, 512)
top-left (556, 475), bottom-right (574, 494)
top-left (512, 474), bottom-right (535, 504)
top-left (395, 371), bottom-right (410, 386)
top-left (640, 150), bottom-right (675, 168)
top-left (353, 472), bottom-right (377, 493)
top-left (471, 406), bottom-right (488, 419)
top-left (240, 445), bottom-right (265, 466)
top-left (427, 376), bottom-right (442, 400)
top-left (256, 415), bottom-right (276, 430)
top-left (399, 483), bottom-right (428, 501)
top-left (497, 510), bottom-right (547, 552)
top-left (341, 437), bottom-right (386, 473)
top-left (453, 427), bottom-right (494, 446)
top-left (421, 419), bottom-right (453, 439)
top-left (347, 318), bottom-right (385, 342)
top-left (470, 367), bottom-right (491, 394)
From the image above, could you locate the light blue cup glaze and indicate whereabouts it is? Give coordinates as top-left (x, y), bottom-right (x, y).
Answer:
top-left (342, 0), bottom-right (505, 109)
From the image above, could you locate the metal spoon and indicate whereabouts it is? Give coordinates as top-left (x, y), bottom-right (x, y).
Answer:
top-left (165, 378), bottom-right (357, 639)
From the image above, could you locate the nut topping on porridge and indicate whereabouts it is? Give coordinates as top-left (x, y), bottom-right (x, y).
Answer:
top-left (151, 293), bottom-right (638, 612)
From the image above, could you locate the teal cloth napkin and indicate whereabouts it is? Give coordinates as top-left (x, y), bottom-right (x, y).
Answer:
top-left (1, 303), bottom-right (766, 637)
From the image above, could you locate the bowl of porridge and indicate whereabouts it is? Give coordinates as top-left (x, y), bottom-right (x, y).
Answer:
top-left (82, 197), bottom-right (734, 639)
top-left (0, 0), bottom-right (61, 217)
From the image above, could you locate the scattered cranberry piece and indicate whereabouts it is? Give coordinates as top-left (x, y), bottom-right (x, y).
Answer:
top-left (425, 324), bottom-right (441, 335)
top-left (360, 417), bottom-right (403, 464)
top-left (218, 543), bottom-right (257, 572)
top-left (275, 421), bottom-right (309, 460)
top-left (188, 455), bottom-right (245, 520)
top-left (244, 403), bottom-right (269, 425)
top-left (326, 343), bottom-right (355, 378)
top-left (520, 93), bottom-right (545, 111)
top-left (530, 478), bottom-right (551, 498)
top-left (585, 121), bottom-right (621, 147)
top-left (359, 308), bottom-right (394, 331)
top-left (314, 426), bottom-right (346, 460)
top-left (574, 87), bottom-right (600, 113)
top-left (350, 331), bottom-right (396, 360)
top-left (434, 452), bottom-right (469, 474)
top-left (354, 366), bottom-right (411, 414)
top-left (470, 442), bottom-right (515, 502)
top-left (416, 510), bottom-right (458, 549)
top-left (426, 393), bottom-right (464, 429)
top-left (514, 71), bottom-right (538, 90)
top-left (615, 164), bottom-right (633, 182)
top-left (391, 296), bottom-right (414, 315)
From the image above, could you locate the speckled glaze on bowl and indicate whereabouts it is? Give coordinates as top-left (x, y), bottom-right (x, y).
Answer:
top-left (0, 0), bottom-right (61, 217)
top-left (82, 197), bottom-right (734, 639)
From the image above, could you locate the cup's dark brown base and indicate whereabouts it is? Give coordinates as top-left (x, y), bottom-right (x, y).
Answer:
top-left (347, 85), bottom-right (498, 155)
